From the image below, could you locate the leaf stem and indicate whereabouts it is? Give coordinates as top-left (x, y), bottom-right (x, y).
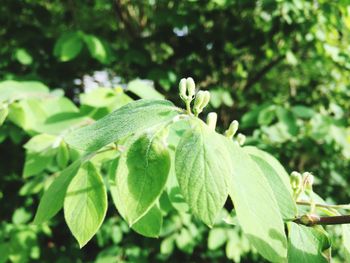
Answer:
top-left (297, 200), bottom-right (350, 210)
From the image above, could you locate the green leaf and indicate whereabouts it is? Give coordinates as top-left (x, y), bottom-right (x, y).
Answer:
top-left (291, 105), bottom-right (315, 119)
top-left (225, 141), bottom-right (287, 262)
top-left (83, 34), bottom-right (108, 63)
top-left (33, 159), bottom-right (82, 224)
top-left (131, 205), bottom-right (163, 238)
top-left (111, 129), bottom-right (170, 225)
top-left (64, 99), bottom-right (179, 152)
top-left (342, 225), bottom-right (350, 261)
top-left (64, 162), bottom-right (107, 247)
top-left (0, 80), bottom-right (49, 103)
top-left (175, 119), bottom-right (231, 226)
top-left (54, 32), bottom-right (83, 62)
top-left (244, 146), bottom-right (297, 219)
top-left (56, 141), bottom-right (70, 169)
top-left (208, 228), bottom-right (227, 250)
top-left (0, 103), bottom-right (9, 126)
top-left (15, 48), bottom-right (33, 65)
top-left (287, 223), bottom-right (331, 263)
top-left (127, 79), bottom-right (164, 99)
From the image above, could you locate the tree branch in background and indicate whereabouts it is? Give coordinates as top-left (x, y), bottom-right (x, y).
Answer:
top-left (243, 55), bottom-right (284, 90)
top-left (114, 0), bottom-right (139, 38)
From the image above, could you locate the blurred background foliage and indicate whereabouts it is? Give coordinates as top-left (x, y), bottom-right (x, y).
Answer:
top-left (0, 0), bottom-right (350, 262)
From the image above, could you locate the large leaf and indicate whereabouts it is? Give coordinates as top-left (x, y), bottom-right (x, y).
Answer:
top-left (175, 119), bottom-right (231, 226)
top-left (64, 162), bottom-right (107, 247)
top-left (64, 99), bottom-right (179, 152)
top-left (111, 129), bottom-right (170, 225)
top-left (287, 223), bottom-right (330, 263)
top-left (226, 141), bottom-right (287, 262)
top-left (244, 146), bottom-right (297, 219)
top-left (33, 159), bottom-right (82, 224)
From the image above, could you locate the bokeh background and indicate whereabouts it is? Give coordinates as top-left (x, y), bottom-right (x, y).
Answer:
top-left (1, 0), bottom-right (350, 262)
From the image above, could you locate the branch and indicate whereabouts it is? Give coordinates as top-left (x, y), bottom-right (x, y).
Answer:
top-left (243, 55), bottom-right (284, 90)
top-left (293, 214), bottom-right (350, 226)
top-left (297, 200), bottom-right (350, 210)
top-left (114, 0), bottom-right (138, 38)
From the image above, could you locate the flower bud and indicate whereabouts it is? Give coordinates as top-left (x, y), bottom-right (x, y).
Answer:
top-left (236, 133), bottom-right (246, 146)
top-left (206, 112), bottom-right (217, 131)
top-left (186, 77), bottom-right (196, 99)
top-left (302, 172), bottom-right (314, 192)
top-left (179, 78), bottom-right (188, 101)
top-left (290, 171), bottom-right (302, 190)
top-left (193, 90), bottom-right (210, 116)
top-left (225, 120), bottom-right (239, 138)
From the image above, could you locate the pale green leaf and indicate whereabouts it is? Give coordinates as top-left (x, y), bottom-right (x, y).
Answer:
top-left (287, 223), bottom-right (330, 263)
top-left (208, 228), bottom-right (227, 250)
top-left (64, 99), bottom-right (179, 152)
top-left (33, 159), bottom-right (82, 224)
top-left (244, 146), bottom-right (297, 219)
top-left (0, 103), bottom-right (9, 126)
top-left (225, 140), bottom-right (287, 262)
top-left (127, 79), bottom-right (164, 99)
top-left (64, 162), bottom-right (107, 247)
top-left (111, 129), bottom-right (170, 225)
top-left (342, 225), bottom-right (350, 261)
top-left (131, 205), bottom-right (163, 238)
top-left (175, 118), bottom-right (231, 226)
top-left (15, 48), bottom-right (33, 65)
top-left (0, 80), bottom-right (49, 103)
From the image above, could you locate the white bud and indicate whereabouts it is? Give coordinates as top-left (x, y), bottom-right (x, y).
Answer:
top-left (236, 133), bottom-right (246, 146)
top-left (186, 77), bottom-right (196, 99)
top-left (179, 78), bottom-right (188, 101)
top-left (224, 120), bottom-right (239, 138)
top-left (206, 112), bottom-right (217, 131)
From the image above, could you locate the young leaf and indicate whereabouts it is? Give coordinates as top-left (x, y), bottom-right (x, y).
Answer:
top-left (33, 159), bottom-right (82, 224)
top-left (111, 129), bottom-right (171, 225)
top-left (244, 146), bottom-right (297, 219)
top-left (64, 99), bottom-right (179, 152)
top-left (175, 119), bottom-right (231, 226)
top-left (64, 162), bottom-right (107, 247)
top-left (287, 223), bottom-right (331, 263)
top-left (225, 141), bottom-right (287, 262)
top-left (131, 205), bottom-right (163, 238)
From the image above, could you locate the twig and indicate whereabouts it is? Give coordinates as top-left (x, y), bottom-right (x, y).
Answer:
top-left (293, 214), bottom-right (350, 226)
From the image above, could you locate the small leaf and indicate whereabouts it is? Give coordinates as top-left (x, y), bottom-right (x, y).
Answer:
top-left (131, 205), bottom-right (163, 238)
top-left (244, 146), bottom-right (297, 219)
top-left (287, 223), bottom-right (331, 263)
top-left (54, 32), bottom-right (83, 62)
top-left (64, 99), bottom-right (179, 152)
top-left (15, 48), bottom-right (33, 65)
top-left (64, 162), bottom-right (107, 247)
top-left (83, 34), bottom-right (108, 63)
top-left (208, 228), bottom-right (227, 250)
top-left (127, 79), bottom-right (164, 99)
top-left (33, 159), bottom-right (82, 224)
top-left (175, 118), bottom-right (231, 226)
top-left (111, 129), bottom-right (170, 225)
top-left (225, 140), bottom-right (287, 262)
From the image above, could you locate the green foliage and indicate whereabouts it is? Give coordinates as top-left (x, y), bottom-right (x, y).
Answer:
top-left (1, 0), bottom-right (350, 262)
